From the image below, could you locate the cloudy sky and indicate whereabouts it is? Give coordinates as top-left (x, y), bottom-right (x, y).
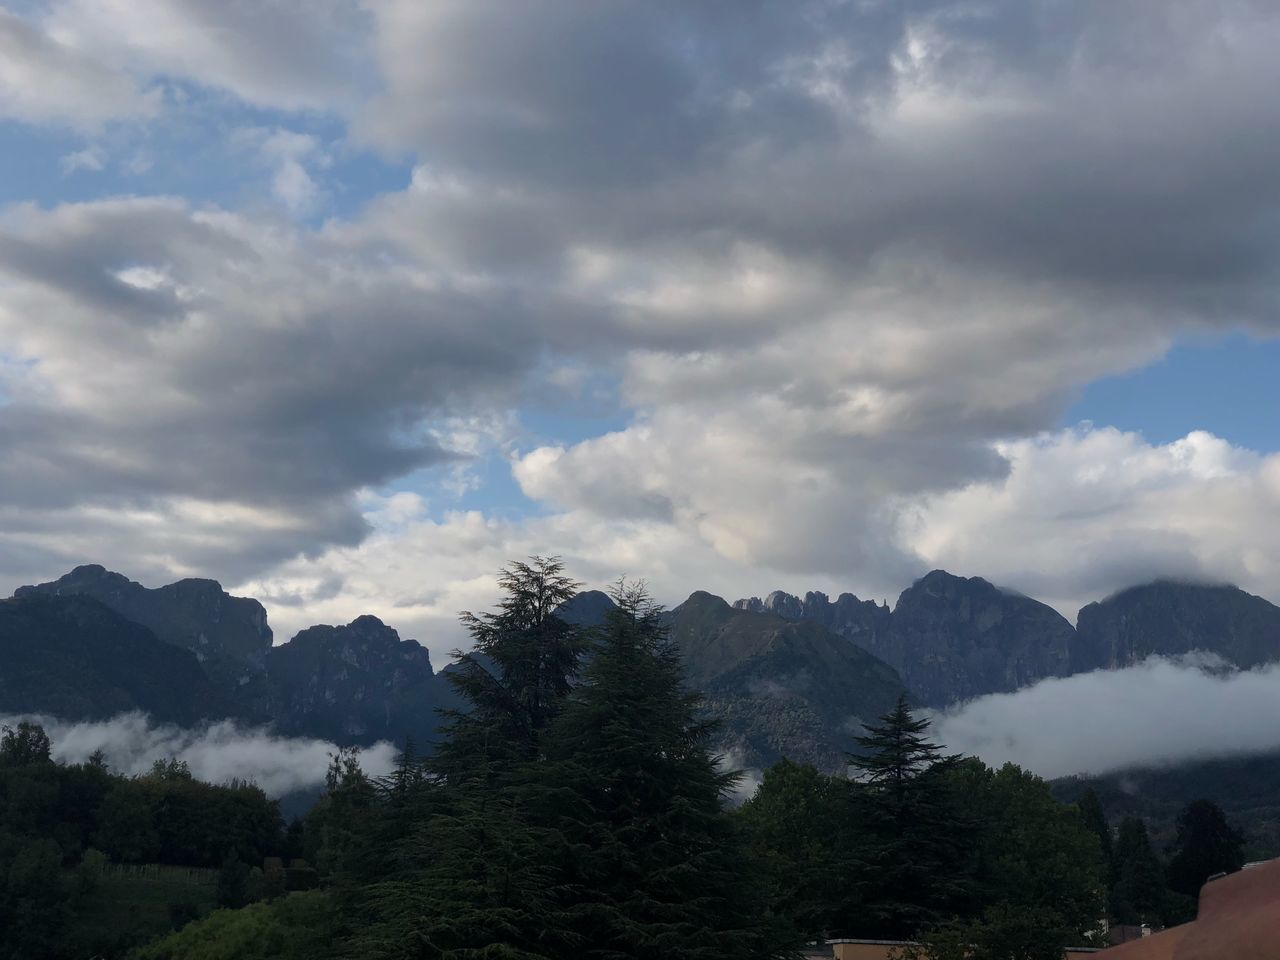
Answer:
top-left (3, 0), bottom-right (1280, 660)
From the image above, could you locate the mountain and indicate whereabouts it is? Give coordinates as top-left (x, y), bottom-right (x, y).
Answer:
top-left (734, 590), bottom-right (892, 651)
top-left (555, 589), bottom-right (619, 627)
top-left (266, 615), bottom-right (450, 746)
top-left (0, 593), bottom-right (226, 725)
top-left (884, 570), bottom-right (1078, 707)
top-left (12, 566), bottom-right (452, 748)
top-left (735, 571), bottom-right (1076, 707)
top-left (16, 564), bottom-right (272, 688)
top-left (1074, 580), bottom-right (1280, 673)
top-left (667, 591), bottom-right (909, 769)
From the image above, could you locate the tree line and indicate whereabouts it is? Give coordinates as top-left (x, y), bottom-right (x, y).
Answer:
top-left (2, 558), bottom-right (1251, 959)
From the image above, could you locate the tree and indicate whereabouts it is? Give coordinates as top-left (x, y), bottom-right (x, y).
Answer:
top-left (1111, 818), bottom-right (1169, 925)
top-left (953, 763), bottom-right (1106, 954)
top-left (531, 583), bottom-right (792, 959)
top-left (849, 696), bottom-right (974, 938)
top-left (738, 759), bottom-right (864, 940)
top-left (0, 722), bottom-right (51, 767)
top-left (217, 851), bottom-right (252, 909)
top-left (1167, 799), bottom-right (1244, 898)
top-left (1076, 789), bottom-right (1113, 882)
top-left (435, 557), bottom-right (586, 781)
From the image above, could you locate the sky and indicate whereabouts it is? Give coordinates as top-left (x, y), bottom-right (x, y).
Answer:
top-left (2, 0), bottom-right (1280, 662)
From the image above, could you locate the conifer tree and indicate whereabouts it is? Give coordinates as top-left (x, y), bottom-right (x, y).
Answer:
top-left (532, 583), bottom-right (791, 959)
top-left (1167, 799), bottom-right (1244, 898)
top-left (435, 557), bottom-right (586, 781)
top-left (1076, 789), bottom-right (1113, 882)
top-left (848, 696), bottom-right (974, 938)
top-left (1111, 818), bottom-right (1169, 925)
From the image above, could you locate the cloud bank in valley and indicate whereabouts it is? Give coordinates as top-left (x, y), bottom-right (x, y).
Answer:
top-left (0, 711), bottom-right (398, 797)
top-left (931, 655), bottom-right (1280, 781)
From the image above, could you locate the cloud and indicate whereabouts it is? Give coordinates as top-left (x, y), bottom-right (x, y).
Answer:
top-left (59, 144), bottom-right (106, 174)
top-left (909, 427), bottom-right (1280, 617)
top-left (42, 0), bottom-right (373, 113)
top-left (0, 197), bottom-right (575, 587)
top-left (234, 127), bottom-right (329, 214)
top-left (0, 8), bottom-right (156, 126)
top-left (1, 710), bottom-right (398, 796)
top-left (932, 655), bottom-right (1280, 780)
top-left (6, 0), bottom-right (1280, 650)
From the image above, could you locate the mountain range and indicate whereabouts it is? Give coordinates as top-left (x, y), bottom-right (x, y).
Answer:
top-left (5, 564), bottom-right (1280, 773)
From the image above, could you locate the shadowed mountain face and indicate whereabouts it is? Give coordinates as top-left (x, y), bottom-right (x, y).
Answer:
top-left (736, 571), bottom-right (1077, 707)
top-left (9, 566), bottom-right (450, 748)
top-left (266, 615), bottom-right (450, 746)
top-left (0, 593), bottom-right (227, 726)
top-left (556, 588), bottom-right (908, 769)
top-left (16, 564), bottom-right (272, 688)
top-left (667, 591), bottom-right (908, 770)
top-left (1074, 581), bottom-right (1280, 673)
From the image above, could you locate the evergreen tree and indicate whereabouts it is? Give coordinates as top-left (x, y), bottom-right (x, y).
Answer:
top-left (1167, 799), bottom-right (1244, 898)
top-left (435, 557), bottom-right (587, 781)
top-left (345, 560), bottom-right (587, 959)
top-left (849, 696), bottom-right (974, 938)
top-left (1076, 789), bottom-right (1113, 882)
top-left (1111, 818), bottom-right (1169, 925)
top-left (532, 584), bottom-right (792, 959)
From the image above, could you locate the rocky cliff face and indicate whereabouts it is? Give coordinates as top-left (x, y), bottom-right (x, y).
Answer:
top-left (885, 570), bottom-right (1077, 707)
top-left (1074, 581), bottom-right (1280, 672)
top-left (16, 565), bottom-right (273, 688)
top-left (266, 615), bottom-right (449, 746)
top-left (734, 590), bottom-right (892, 651)
top-left (669, 591), bottom-right (908, 770)
top-left (0, 593), bottom-right (227, 725)
top-left (736, 571), bottom-right (1077, 707)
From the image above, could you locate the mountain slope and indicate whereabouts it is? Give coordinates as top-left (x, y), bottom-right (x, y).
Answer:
top-left (266, 615), bottom-right (449, 746)
top-left (1074, 580), bottom-right (1280, 673)
top-left (16, 565), bottom-right (272, 687)
top-left (0, 593), bottom-right (226, 725)
top-left (883, 570), bottom-right (1078, 707)
top-left (668, 591), bottom-right (909, 769)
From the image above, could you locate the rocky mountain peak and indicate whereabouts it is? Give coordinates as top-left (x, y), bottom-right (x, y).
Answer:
top-left (15, 565), bottom-right (273, 678)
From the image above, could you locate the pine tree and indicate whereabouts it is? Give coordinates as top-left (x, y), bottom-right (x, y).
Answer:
top-left (531, 583), bottom-right (792, 960)
top-left (1167, 799), bottom-right (1244, 898)
top-left (848, 696), bottom-right (974, 938)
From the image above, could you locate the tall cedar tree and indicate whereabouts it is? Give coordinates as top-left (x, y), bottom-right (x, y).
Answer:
top-left (529, 584), bottom-right (794, 960)
top-left (849, 695), bottom-right (974, 938)
top-left (345, 559), bottom-right (586, 959)
top-left (1167, 799), bottom-right (1244, 898)
top-left (435, 557), bottom-right (587, 781)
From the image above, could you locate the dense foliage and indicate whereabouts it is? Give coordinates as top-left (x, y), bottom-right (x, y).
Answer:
top-left (0, 722), bottom-right (286, 959)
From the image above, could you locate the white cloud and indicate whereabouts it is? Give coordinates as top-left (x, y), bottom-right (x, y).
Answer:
top-left (59, 143), bottom-right (106, 173)
top-left (43, 0), bottom-right (372, 113)
top-left (932, 655), bottom-right (1280, 780)
top-left (0, 8), bottom-right (156, 126)
top-left (2, 710), bottom-right (398, 796)
top-left (909, 427), bottom-right (1280, 617)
